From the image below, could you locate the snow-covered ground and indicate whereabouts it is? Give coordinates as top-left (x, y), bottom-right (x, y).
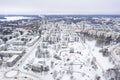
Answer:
top-left (86, 40), bottom-right (114, 70)
top-left (0, 22), bottom-right (117, 80)
top-left (15, 39), bottom-right (114, 80)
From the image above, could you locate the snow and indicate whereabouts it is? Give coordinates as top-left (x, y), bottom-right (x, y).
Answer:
top-left (86, 40), bottom-right (114, 70)
top-left (7, 55), bottom-right (19, 62)
top-left (17, 39), bottom-right (107, 80)
top-left (6, 70), bottom-right (18, 78)
top-left (0, 50), bottom-right (23, 54)
top-left (0, 20), bottom-right (118, 80)
top-left (0, 35), bottom-right (115, 80)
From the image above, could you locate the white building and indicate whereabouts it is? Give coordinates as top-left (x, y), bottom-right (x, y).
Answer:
top-left (31, 59), bottom-right (49, 72)
top-left (6, 55), bottom-right (20, 67)
top-left (0, 50), bottom-right (25, 57)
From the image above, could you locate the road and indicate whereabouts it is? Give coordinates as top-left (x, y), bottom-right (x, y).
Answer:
top-left (4, 36), bottom-right (43, 80)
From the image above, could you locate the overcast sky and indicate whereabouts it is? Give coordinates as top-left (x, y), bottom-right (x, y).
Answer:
top-left (0, 0), bottom-right (120, 15)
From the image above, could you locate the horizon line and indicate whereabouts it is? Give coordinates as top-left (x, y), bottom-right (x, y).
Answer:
top-left (0, 14), bottom-right (120, 16)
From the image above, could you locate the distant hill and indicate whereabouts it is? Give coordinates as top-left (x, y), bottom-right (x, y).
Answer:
top-left (0, 15), bottom-right (6, 19)
top-left (45, 15), bottom-right (120, 19)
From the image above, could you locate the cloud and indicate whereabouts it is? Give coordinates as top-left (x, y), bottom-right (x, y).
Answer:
top-left (0, 0), bottom-right (120, 14)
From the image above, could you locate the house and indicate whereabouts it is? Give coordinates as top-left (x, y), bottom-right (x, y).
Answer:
top-left (41, 42), bottom-right (48, 48)
top-left (48, 34), bottom-right (60, 43)
top-left (104, 32), bottom-right (112, 38)
top-left (68, 33), bottom-right (80, 42)
top-left (62, 33), bottom-right (70, 42)
top-left (35, 48), bottom-right (50, 58)
top-left (0, 50), bottom-right (25, 57)
top-left (6, 55), bottom-right (20, 67)
top-left (31, 59), bottom-right (49, 72)
top-left (12, 40), bottom-right (25, 45)
top-left (88, 30), bottom-right (97, 36)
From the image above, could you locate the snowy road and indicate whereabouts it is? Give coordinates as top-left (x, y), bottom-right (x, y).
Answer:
top-left (3, 36), bottom-right (42, 80)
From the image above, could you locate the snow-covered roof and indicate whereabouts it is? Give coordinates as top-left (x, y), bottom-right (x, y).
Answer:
top-left (7, 55), bottom-right (19, 62)
top-left (0, 51), bottom-right (23, 54)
